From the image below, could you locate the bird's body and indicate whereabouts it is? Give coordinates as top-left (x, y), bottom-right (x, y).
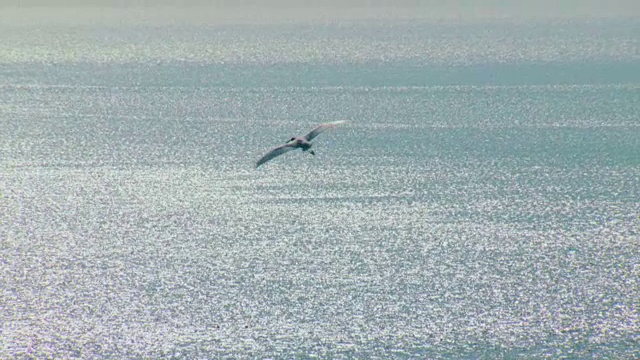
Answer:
top-left (256, 121), bottom-right (345, 168)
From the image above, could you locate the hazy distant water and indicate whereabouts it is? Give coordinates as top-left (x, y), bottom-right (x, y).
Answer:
top-left (1, 17), bottom-right (639, 358)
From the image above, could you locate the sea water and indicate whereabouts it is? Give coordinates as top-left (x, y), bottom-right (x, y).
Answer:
top-left (1, 15), bottom-right (639, 358)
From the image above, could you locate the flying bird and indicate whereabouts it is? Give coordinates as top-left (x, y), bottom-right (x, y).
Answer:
top-left (256, 121), bottom-right (346, 168)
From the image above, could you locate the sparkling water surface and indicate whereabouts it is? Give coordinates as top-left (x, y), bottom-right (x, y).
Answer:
top-left (1, 17), bottom-right (639, 358)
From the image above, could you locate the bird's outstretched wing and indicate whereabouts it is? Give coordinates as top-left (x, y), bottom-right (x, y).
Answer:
top-left (303, 120), bottom-right (346, 141)
top-left (256, 143), bottom-right (296, 168)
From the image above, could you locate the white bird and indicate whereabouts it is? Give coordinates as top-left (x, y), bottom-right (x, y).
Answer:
top-left (256, 121), bottom-right (346, 168)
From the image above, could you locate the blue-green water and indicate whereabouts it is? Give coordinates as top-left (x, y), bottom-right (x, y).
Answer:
top-left (1, 17), bottom-right (639, 358)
